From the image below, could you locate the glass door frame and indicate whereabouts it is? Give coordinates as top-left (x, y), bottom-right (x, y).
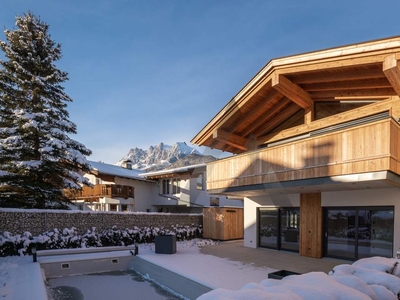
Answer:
top-left (257, 207), bottom-right (300, 253)
top-left (323, 206), bottom-right (394, 261)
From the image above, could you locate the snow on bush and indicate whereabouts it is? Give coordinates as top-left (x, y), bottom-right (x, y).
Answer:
top-left (0, 224), bottom-right (202, 256)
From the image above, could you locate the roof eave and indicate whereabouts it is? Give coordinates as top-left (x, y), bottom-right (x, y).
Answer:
top-left (191, 35), bottom-right (400, 149)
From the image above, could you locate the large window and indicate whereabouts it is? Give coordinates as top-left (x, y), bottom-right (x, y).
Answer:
top-left (172, 178), bottom-right (181, 194)
top-left (162, 179), bottom-right (170, 194)
top-left (325, 206), bottom-right (394, 260)
top-left (315, 101), bottom-right (376, 120)
top-left (197, 174), bottom-right (204, 190)
top-left (258, 207), bottom-right (300, 252)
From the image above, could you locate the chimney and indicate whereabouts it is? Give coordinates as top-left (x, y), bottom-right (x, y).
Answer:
top-left (121, 160), bottom-right (132, 170)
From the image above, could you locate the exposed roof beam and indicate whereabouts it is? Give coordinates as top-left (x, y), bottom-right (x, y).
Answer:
top-left (311, 96), bottom-right (390, 101)
top-left (272, 74), bottom-right (313, 109)
top-left (383, 54), bottom-right (400, 97)
top-left (301, 78), bottom-right (391, 91)
top-left (290, 68), bottom-right (384, 84)
top-left (254, 103), bottom-right (302, 138)
top-left (310, 88), bottom-right (395, 99)
top-left (241, 97), bottom-right (292, 137)
top-left (213, 129), bottom-right (248, 151)
top-left (229, 90), bottom-right (284, 133)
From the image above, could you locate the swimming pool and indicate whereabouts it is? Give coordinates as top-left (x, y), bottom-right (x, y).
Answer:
top-left (47, 270), bottom-right (186, 300)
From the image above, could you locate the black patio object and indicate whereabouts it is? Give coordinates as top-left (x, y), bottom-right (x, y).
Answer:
top-left (155, 234), bottom-right (177, 254)
top-left (268, 269), bottom-right (300, 280)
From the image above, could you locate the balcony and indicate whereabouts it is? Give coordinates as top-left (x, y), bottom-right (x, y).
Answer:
top-left (65, 184), bottom-right (134, 201)
top-left (206, 117), bottom-right (400, 196)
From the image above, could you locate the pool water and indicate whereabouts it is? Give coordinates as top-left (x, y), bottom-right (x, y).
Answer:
top-left (47, 270), bottom-right (186, 300)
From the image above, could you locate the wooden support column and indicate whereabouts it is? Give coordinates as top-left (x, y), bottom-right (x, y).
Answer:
top-left (304, 107), bottom-right (314, 125)
top-left (300, 193), bottom-right (322, 258)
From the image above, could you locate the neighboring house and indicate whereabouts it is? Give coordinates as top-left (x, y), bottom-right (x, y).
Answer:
top-left (66, 160), bottom-right (157, 212)
top-left (191, 36), bottom-right (400, 261)
top-left (66, 161), bottom-right (242, 213)
top-left (141, 163), bottom-right (243, 213)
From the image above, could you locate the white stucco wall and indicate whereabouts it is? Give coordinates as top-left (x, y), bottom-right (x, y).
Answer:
top-left (152, 174), bottom-right (244, 210)
top-left (82, 168), bottom-right (243, 213)
top-left (81, 174), bottom-right (165, 212)
top-left (113, 177), bottom-right (158, 212)
top-left (244, 187), bottom-right (400, 256)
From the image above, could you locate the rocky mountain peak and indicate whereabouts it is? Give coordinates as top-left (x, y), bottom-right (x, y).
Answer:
top-left (117, 142), bottom-right (213, 171)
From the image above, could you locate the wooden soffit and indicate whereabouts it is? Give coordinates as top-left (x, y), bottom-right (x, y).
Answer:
top-left (191, 36), bottom-right (400, 154)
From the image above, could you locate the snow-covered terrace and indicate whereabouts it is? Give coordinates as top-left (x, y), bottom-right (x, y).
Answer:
top-left (1, 239), bottom-right (400, 299)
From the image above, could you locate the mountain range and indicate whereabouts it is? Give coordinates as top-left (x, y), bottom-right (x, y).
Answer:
top-left (117, 142), bottom-right (217, 172)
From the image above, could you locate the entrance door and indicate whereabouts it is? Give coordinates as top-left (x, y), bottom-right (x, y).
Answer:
top-left (325, 207), bottom-right (394, 260)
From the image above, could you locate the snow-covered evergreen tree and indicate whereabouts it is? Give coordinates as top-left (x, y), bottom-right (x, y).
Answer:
top-left (0, 12), bottom-right (92, 209)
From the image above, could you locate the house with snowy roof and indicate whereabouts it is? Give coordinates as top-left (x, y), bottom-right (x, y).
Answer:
top-left (141, 163), bottom-right (243, 213)
top-left (66, 160), bottom-right (158, 212)
top-left (66, 161), bottom-right (242, 213)
top-left (191, 36), bottom-right (400, 261)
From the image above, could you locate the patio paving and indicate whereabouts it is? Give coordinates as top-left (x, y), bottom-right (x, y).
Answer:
top-left (199, 239), bottom-right (350, 274)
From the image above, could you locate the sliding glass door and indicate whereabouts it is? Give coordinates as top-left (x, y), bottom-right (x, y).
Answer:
top-left (259, 208), bottom-right (279, 249)
top-left (358, 209), bottom-right (394, 259)
top-left (325, 207), bottom-right (394, 260)
top-left (258, 207), bottom-right (300, 252)
top-left (325, 209), bottom-right (356, 259)
top-left (280, 208), bottom-right (300, 251)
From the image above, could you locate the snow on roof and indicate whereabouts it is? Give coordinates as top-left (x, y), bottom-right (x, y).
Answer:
top-left (89, 161), bottom-right (148, 181)
top-left (141, 163), bottom-right (206, 177)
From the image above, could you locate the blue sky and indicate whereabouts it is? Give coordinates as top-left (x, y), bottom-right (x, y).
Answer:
top-left (1, 0), bottom-right (400, 164)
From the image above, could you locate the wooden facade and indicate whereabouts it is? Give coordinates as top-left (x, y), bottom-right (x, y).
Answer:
top-left (64, 184), bottom-right (134, 202)
top-left (191, 36), bottom-right (400, 258)
top-left (206, 111), bottom-right (400, 192)
top-left (203, 207), bottom-right (244, 240)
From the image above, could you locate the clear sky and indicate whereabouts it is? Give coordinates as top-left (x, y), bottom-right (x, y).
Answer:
top-left (1, 0), bottom-right (400, 164)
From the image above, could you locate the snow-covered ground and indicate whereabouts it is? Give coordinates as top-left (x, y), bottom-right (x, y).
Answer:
top-left (1, 239), bottom-right (400, 300)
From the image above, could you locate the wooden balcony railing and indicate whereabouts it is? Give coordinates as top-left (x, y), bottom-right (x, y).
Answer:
top-left (64, 184), bottom-right (134, 201)
top-left (206, 118), bottom-right (400, 191)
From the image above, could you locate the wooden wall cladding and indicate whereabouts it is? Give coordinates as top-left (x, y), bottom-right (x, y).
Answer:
top-left (207, 119), bottom-right (400, 191)
top-left (300, 193), bottom-right (322, 258)
top-left (203, 207), bottom-right (244, 241)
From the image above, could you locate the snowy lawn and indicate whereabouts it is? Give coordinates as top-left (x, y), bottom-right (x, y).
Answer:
top-left (1, 239), bottom-right (400, 300)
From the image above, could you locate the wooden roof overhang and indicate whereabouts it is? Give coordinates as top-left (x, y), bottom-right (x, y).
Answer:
top-left (142, 164), bottom-right (206, 180)
top-left (191, 36), bottom-right (400, 154)
top-left (144, 171), bottom-right (192, 180)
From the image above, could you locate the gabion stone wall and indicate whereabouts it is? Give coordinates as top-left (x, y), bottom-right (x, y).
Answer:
top-left (0, 209), bottom-right (203, 236)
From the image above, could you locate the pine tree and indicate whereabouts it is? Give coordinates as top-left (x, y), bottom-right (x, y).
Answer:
top-left (0, 12), bottom-right (92, 209)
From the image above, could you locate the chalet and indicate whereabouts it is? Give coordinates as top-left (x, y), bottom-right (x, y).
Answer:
top-left (141, 163), bottom-right (243, 213)
top-left (67, 160), bottom-right (157, 212)
top-left (66, 161), bottom-right (242, 213)
top-left (191, 36), bottom-right (400, 261)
